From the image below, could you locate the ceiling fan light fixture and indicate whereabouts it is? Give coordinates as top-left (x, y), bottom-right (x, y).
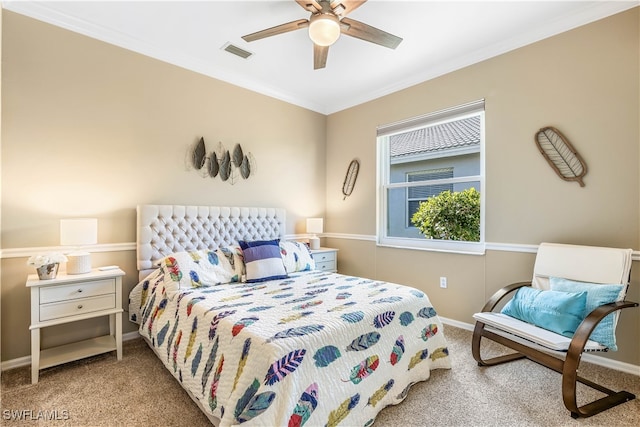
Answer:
top-left (308, 13), bottom-right (340, 46)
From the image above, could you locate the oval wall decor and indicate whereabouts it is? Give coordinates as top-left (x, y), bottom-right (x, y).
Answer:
top-left (534, 126), bottom-right (587, 187)
top-left (342, 159), bottom-right (360, 200)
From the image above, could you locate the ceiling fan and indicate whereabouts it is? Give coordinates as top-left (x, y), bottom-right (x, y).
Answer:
top-left (242, 0), bottom-right (402, 70)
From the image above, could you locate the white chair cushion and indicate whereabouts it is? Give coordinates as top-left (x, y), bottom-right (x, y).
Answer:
top-left (473, 312), bottom-right (606, 351)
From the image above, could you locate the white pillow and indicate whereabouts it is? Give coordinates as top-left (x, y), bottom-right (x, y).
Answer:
top-left (280, 240), bottom-right (316, 273)
top-left (156, 247), bottom-right (243, 289)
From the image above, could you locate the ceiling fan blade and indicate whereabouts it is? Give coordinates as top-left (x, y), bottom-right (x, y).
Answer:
top-left (242, 19), bottom-right (309, 42)
top-left (314, 44), bottom-right (329, 70)
top-left (340, 17), bottom-right (402, 49)
top-left (295, 0), bottom-right (322, 13)
top-left (330, 0), bottom-right (366, 17)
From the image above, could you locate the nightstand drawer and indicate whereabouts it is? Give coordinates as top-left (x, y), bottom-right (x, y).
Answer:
top-left (315, 260), bottom-right (336, 271)
top-left (40, 279), bottom-right (115, 304)
top-left (40, 294), bottom-right (116, 321)
top-left (313, 252), bottom-right (336, 263)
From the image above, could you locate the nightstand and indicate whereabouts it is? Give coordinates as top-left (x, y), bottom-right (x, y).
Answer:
top-left (26, 267), bottom-right (125, 384)
top-left (311, 247), bottom-right (338, 272)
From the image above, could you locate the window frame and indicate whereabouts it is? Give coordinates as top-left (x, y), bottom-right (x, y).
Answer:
top-left (376, 100), bottom-right (486, 255)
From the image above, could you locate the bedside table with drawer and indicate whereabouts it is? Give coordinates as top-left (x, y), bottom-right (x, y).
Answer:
top-left (311, 247), bottom-right (338, 272)
top-left (26, 267), bottom-right (125, 384)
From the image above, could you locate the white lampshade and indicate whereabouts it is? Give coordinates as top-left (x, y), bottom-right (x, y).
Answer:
top-left (60, 218), bottom-right (97, 274)
top-left (306, 218), bottom-right (323, 250)
top-left (308, 14), bottom-right (341, 46)
top-left (60, 218), bottom-right (98, 246)
top-left (306, 218), bottom-right (324, 234)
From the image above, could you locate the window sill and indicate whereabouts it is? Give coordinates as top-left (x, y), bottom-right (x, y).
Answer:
top-left (377, 237), bottom-right (485, 255)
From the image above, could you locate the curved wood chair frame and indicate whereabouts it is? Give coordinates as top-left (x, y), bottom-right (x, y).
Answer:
top-left (472, 281), bottom-right (638, 419)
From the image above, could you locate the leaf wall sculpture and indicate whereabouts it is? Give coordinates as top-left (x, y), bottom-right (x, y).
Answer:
top-left (208, 151), bottom-right (219, 178)
top-left (342, 159), bottom-right (360, 199)
top-left (192, 137), bottom-right (206, 170)
top-left (232, 144), bottom-right (244, 168)
top-left (534, 126), bottom-right (587, 187)
top-left (190, 137), bottom-right (255, 184)
top-left (219, 150), bottom-right (231, 182)
top-left (240, 155), bottom-right (251, 179)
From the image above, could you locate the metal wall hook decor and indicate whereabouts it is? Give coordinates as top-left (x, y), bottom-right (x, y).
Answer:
top-left (534, 126), bottom-right (587, 187)
top-left (191, 137), bottom-right (256, 184)
top-left (342, 159), bottom-right (360, 200)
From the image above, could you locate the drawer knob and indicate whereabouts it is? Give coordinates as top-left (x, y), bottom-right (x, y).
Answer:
top-left (77, 304), bottom-right (83, 309)
top-left (77, 289), bottom-right (83, 293)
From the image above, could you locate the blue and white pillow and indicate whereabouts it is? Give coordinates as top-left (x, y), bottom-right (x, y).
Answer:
top-left (280, 240), bottom-right (315, 273)
top-left (239, 239), bottom-right (288, 283)
top-left (156, 247), bottom-right (243, 290)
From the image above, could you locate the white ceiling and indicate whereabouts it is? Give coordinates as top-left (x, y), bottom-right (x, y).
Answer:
top-left (3, 1), bottom-right (637, 114)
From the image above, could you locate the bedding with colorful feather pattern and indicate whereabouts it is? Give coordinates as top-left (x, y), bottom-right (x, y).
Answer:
top-left (129, 268), bottom-right (451, 426)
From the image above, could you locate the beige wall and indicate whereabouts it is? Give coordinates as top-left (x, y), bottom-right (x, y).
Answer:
top-left (0, 11), bottom-right (326, 361)
top-left (1, 8), bottom-right (639, 367)
top-left (325, 8), bottom-right (639, 365)
top-left (0, 6), bottom-right (3, 367)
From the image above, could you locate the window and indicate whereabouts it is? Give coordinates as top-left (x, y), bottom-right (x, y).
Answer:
top-left (377, 100), bottom-right (485, 254)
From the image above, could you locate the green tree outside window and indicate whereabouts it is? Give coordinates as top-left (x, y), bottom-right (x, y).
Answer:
top-left (411, 188), bottom-right (480, 241)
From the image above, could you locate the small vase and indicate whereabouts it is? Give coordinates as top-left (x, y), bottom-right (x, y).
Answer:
top-left (36, 263), bottom-right (59, 280)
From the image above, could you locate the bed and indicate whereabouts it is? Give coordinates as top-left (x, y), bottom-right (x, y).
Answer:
top-left (129, 205), bottom-right (451, 426)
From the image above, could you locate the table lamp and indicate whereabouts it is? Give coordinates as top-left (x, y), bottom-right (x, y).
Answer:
top-left (306, 218), bottom-right (323, 250)
top-left (60, 218), bottom-right (98, 274)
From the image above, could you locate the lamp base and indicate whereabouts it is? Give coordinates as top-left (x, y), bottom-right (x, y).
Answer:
top-left (66, 252), bottom-right (92, 274)
top-left (309, 236), bottom-right (320, 250)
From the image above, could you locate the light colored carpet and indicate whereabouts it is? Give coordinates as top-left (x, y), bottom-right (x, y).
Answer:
top-left (1, 325), bottom-right (638, 426)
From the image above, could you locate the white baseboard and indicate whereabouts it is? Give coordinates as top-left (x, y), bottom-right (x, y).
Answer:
top-left (1, 355), bottom-right (31, 372)
top-left (123, 331), bottom-right (141, 341)
top-left (1, 331), bottom-right (141, 372)
top-left (439, 317), bottom-right (640, 376)
top-left (440, 316), bottom-right (475, 331)
top-left (581, 352), bottom-right (640, 376)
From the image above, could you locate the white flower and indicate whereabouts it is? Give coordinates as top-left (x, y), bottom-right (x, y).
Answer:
top-left (27, 252), bottom-right (68, 268)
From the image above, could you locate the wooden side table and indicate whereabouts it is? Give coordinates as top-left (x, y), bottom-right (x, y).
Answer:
top-left (311, 247), bottom-right (338, 272)
top-left (26, 267), bottom-right (125, 384)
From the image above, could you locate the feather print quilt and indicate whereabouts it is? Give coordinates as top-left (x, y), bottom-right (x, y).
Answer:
top-left (130, 269), bottom-right (451, 426)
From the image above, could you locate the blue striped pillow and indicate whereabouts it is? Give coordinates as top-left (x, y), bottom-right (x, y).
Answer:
top-left (238, 239), bottom-right (288, 283)
top-left (550, 277), bottom-right (625, 350)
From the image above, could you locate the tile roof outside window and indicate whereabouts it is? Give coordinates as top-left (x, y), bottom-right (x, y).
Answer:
top-left (390, 115), bottom-right (481, 158)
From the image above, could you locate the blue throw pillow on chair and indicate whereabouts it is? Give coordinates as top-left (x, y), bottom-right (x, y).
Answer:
top-left (549, 277), bottom-right (625, 351)
top-left (501, 286), bottom-right (587, 338)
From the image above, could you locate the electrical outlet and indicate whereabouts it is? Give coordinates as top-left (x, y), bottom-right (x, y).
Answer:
top-left (440, 277), bottom-right (447, 288)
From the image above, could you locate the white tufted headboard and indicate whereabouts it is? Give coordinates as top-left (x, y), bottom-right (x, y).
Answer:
top-left (137, 205), bottom-right (286, 279)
